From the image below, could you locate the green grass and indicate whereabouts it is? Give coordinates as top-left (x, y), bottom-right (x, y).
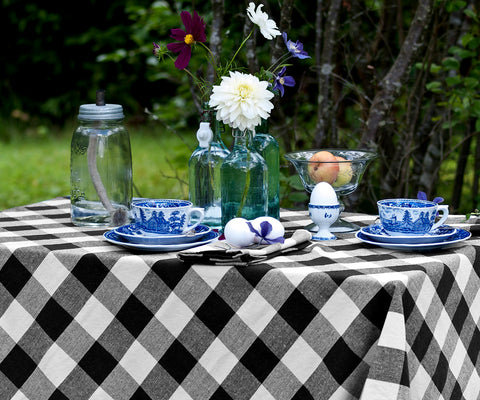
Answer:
top-left (0, 125), bottom-right (197, 211)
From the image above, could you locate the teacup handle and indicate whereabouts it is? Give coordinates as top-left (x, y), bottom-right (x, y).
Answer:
top-left (183, 207), bottom-right (205, 233)
top-left (431, 205), bottom-right (449, 231)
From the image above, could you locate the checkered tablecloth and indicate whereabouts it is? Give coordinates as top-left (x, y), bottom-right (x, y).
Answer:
top-left (0, 198), bottom-right (479, 400)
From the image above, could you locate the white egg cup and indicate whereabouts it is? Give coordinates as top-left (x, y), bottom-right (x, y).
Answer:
top-left (309, 204), bottom-right (340, 240)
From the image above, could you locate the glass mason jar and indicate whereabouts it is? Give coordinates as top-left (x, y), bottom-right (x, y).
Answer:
top-left (188, 109), bottom-right (230, 229)
top-left (253, 120), bottom-right (280, 219)
top-left (221, 129), bottom-right (268, 227)
top-left (70, 103), bottom-right (132, 227)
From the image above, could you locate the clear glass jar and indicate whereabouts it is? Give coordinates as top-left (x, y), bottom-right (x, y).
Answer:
top-left (70, 103), bottom-right (132, 227)
top-left (254, 120), bottom-right (280, 219)
top-left (221, 129), bottom-right (267, 227)
top-left (188, 109), bottom-right (230, 229)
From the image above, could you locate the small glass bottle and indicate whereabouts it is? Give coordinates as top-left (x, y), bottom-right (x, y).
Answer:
top-left (254, 120), bottom-right (280, 219)
top-left (221, 129), bottom-right (268, 227)
top-left (70, 91), bottom-right (132, 227)
top-left (188, 109), bottom-right (230, 229)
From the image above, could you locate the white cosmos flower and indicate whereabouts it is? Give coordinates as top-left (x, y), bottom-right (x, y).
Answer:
top-left (246, 2), bottom-right (281, 40)
top-left (209, 71), bottom-right (274, 132)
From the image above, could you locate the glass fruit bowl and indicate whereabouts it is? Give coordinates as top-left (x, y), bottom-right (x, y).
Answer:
top-left (284, 149), bottom-right (377, 232)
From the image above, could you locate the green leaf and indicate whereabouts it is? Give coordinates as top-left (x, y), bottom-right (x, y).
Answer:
top-left (446, 76), bottom-right (462, 86)
top-left (426, 81), bottom-right (443, 92)
top-left (442, 57), bottom-right (460, 70)
top-left (476, 118), bottom-right (480, 132)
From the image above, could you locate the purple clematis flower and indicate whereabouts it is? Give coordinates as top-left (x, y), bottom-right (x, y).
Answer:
top-left (247, 220), bottom-right (285, 245)
top-left (273, 66), bottom-right (295, 96)
top-left (417, 191), bottom-right (444, 204)
top-left (282, 32), bottom-right (311, 59)
top-left (166, 11), bottom-right (206, 70)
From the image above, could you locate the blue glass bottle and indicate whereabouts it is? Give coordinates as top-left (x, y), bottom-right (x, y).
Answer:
top-left (254, 120), bottom-right (280, 219)
top-left (221, 129), bottom-right (268, 227)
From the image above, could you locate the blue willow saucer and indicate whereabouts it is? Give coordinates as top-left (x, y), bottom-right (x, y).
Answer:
top-left (360, 224), bottom-right (457, 244)
top-left (114, 223), bottom-right (211, 245)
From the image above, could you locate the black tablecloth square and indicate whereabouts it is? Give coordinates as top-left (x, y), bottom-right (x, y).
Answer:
top-left (71, 254), bottom-right (109, 294)
top-left (78, 342), bottom-right (118, 385)
top-left (432, 351), bottom-right (450, 393)
top-left (210, 386), bottom-right (234, 400)
top-left (292, 385), bottom-right (315, 400)
top-left (152, 259), bottom-right (190, 290)
top-left (240, 337), bottom-right (280, 382)
top-left (360, 287), bottom-right (391, 331)
top-left (437, 267), bottom-right (456, 305)
top-left (0, 344), bottom-right (37, 387)
top-left (237, 263), bottom-right (273, 288)
top-left (159, 339), bottom-right (197, 383)
top-left (323, 337), bottom-right (363, 384)
top-left (49, 388), bottom-right (69, 399)
top-left (195, 291), bottom-right (236, 336)
top-left (130, 386), bottom-right (152, 399)
top-left (36, 298), bottom-right (74, 341)
top-left (278, 288), bottom-right (318, 335)
top-left (411, 320), bottom-right (434, 362)
top-left (467, 326), bottom-right (480, 365)
top-left (452, 296), bottom-right (470, 336)
top-left (115, 295), bottom-right (154, 338)
top-left (0, 254), bottom-right (31, 298)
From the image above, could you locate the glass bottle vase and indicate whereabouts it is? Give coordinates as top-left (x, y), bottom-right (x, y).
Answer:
top-left (188, 109), bottom-right (230, 229)
top-left (254, 120), bottom-right (280, 219)
top-left (221, 129), bottom-right (268, 227)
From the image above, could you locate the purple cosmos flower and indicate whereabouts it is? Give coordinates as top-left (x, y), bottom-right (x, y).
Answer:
top-left (166, 11), bottom-right (206, 70)
top-left (247, 221), bottom-right (285, 245)
top-left (282, 32), bottom-right (311, 59)
top-left (273, 66), bottom-right (295, 96)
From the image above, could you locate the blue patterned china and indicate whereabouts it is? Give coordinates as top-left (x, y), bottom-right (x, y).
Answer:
top-left (132, 199), bottom-right (204, 235)
top-left (114, 223), bottom-right (211, 245)
top-left (377, 199), bottom-right (449, 236)
top-left (356, 228), bottom-right (470, 251)
top-left (360, 224), bottom-right (457, 244)
top-left (104, 230), bottom-right (219, 252)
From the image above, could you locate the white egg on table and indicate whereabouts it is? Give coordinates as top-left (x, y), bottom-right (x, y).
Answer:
top-left (224, 218), bottom-right (256, 247)
top-left (250, 216), bottom-right (285, 244)
top-left (310, 181), bottom-right (338, 205)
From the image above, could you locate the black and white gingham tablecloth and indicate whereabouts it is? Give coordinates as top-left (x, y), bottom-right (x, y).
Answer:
top-left (0, 198), bottom-right (479, 399)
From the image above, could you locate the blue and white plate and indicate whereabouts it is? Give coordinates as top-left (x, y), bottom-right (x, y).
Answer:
top-left (360, 224), bottom-right (457, 244)
top-left (356, 228), bottom-right (471, 251)
top-left (104, 230), bottom-right (219, 252)
top-left (114, 223), bottom-right (211, 245)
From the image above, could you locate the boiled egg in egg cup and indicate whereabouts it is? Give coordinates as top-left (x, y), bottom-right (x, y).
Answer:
top-left (309, 182), bottom-right (340, 240)
top-left (224, 217), bottom-right (285, 248)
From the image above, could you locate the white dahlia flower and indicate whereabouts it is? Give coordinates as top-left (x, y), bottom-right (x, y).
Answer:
top-left (246, 2), bottom-right (281, 40)
top-left (209, 71), bottom-right (274, 132)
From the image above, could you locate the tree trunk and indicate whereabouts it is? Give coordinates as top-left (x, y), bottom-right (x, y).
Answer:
top-left (315, 0), bottom-right (342, 147)
top-left (360, 0), bottom-right (435, 148)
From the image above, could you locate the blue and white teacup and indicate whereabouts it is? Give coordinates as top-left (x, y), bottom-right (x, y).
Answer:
top-left (132, 199), bottom-right (204, 235)
top-left (377, 199), bottom-right (449, 236)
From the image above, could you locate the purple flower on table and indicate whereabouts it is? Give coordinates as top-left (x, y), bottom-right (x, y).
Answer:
top-left (166, 11), bottom-right (206, 70)
top-left (273, 66), bottom-right (295, 97)
top-left (417, 191), bottom-right (444, 204)
top-left (282, 32), bottom-right (311, 59)
top-left (247, 220), bottom-right (285, 244)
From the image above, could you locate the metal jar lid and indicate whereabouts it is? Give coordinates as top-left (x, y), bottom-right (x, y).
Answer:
top-left (77, 90), bottom-right (124, 121)
top-left (78, 103), bottom-right (124, 121)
